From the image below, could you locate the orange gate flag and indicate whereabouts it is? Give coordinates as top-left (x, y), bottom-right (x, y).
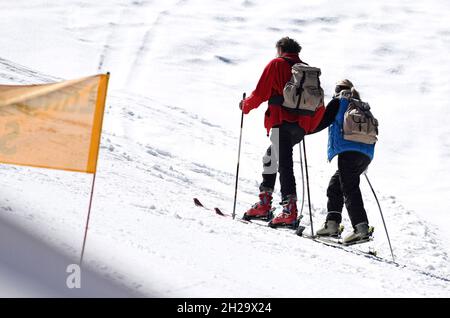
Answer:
top-left (0, 73), bottom-right (109, 173)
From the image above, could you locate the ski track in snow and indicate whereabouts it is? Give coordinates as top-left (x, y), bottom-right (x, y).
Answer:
top-left (0, 0), bottom-right (449, 297)
top-left (0, 57), bottom-right (62, 83)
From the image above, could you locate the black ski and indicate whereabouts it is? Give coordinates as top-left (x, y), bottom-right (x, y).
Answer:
top-left (308, 233), bottom-right (374, 247)
top-left (195, 197), bottom-right (375, 251)
top-left (300, 232), bottom-right (378, 257)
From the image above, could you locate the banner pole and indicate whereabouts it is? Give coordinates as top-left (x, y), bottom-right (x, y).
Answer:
top-left (79, 172), bottom-right (97, 266)
top-left (78, 71), bottom-right (110, 267)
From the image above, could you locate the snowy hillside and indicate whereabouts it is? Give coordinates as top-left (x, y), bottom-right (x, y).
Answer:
top-left (0, 0), bottom-right (449, 297)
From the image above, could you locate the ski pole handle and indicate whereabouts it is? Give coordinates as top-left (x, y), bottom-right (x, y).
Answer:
top-left (239, 93), bottom-right (246, 113)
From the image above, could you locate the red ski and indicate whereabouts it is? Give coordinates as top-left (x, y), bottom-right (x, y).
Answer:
top-left (193, 198), bottom-right (227, 216)
top-left (193, 198), bottom-right (268, 226)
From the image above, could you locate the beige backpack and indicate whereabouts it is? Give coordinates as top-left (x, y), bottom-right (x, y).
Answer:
top-left (343, 98), bottom-right (379, 145)
top-left (281, 59), bottom-right (324, 115)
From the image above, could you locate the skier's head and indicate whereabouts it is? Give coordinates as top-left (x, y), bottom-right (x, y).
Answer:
top-left (334, 79), bottom-right (354, 95)
top-left (334, 79), bottom-right (361, 100)
top-left (276, 37), bottom-right (302, 56)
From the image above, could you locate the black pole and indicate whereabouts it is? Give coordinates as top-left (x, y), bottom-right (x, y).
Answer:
top-left (302, 138), bottom-right (314, 236)
top-left (79, 172), bottom-right (97, 266)
top-left (232, 92), bottom-right (246, 219)
top-left (364, 173), bottom-right (395, 262)
top-left (298, 143), bottom-right (305, 218)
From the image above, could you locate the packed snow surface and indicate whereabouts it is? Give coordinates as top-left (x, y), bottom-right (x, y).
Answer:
top-left (0, 0), bottom-right (449, 297)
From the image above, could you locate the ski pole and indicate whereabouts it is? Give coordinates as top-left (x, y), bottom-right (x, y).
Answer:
top-left (232, 92), bottom-right (246, 219)
top-left (302, 138), bottom-right (314, 236)
top-left (298, 143), bottom-right (305, 218)
top-left (364, 173), bottom-right (395, 263)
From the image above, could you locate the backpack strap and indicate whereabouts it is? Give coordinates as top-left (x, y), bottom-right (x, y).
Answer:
top-left (282, 58), bottom-right (308, 108)
top-left (280, 56), bottom-right (309, 66)
top-left (268, 57), bottom-right (309, 105)
top-left (281, 57), bottom-right (296, 66)
top-left (296, 71), bottom-right (306, 108)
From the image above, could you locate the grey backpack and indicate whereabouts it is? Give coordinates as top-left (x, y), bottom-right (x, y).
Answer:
top-left (281, 60), bottom-right (324, 115)
top-left (342, 96), bottom-right (379, 145)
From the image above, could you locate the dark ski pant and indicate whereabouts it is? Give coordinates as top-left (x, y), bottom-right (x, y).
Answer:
top-left (259, 121), bottom-right (305, 201)
top-left (326, 151), bottom-right (371, 228)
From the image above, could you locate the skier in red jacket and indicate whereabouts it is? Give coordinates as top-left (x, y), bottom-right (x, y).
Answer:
top-left (240, 37), bottom-right (325, 227)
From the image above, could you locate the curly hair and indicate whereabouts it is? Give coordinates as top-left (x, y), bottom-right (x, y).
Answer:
top-left (276, 37), bottom-right (302, 54)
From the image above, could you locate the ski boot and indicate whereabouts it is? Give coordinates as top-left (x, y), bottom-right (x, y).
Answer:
top-left (242, 192), bottom-right (274, 221)
top-left (268, 195), bottom-right (298, 229)
top-left (342, 222), bottom-right (374, 246)
top-left (316, 220), bottom-right (344, 238)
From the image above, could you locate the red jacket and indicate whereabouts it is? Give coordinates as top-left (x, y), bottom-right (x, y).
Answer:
top-left (242, 52), bottom-right (325, 135)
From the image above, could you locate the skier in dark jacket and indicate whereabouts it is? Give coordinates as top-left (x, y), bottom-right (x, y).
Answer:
top-left (239, 37), bottom-right (324, 228)
top-left (313, 79), bottom-right (375, 244)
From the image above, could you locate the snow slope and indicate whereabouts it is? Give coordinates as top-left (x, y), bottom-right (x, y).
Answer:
top-left (0, 0), bottom-right (449, 296)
